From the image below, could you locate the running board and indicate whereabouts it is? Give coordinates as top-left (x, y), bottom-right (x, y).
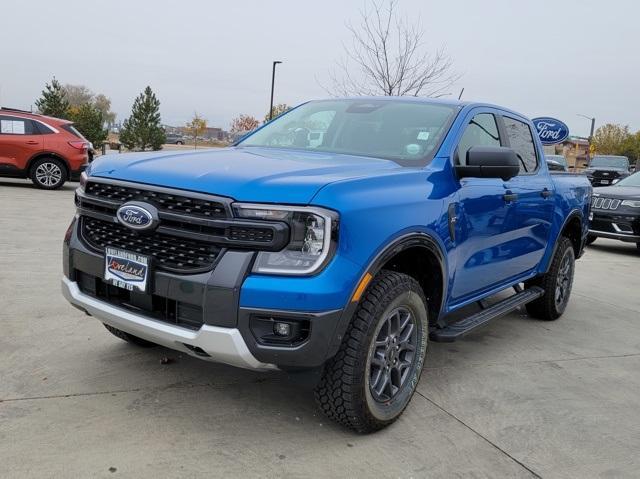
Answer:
top-left (430, 286), bottom-right (544, 343)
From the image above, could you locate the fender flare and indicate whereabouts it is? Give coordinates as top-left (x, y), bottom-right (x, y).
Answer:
top-left (542, 209), bottom-right (585, 273)
top-left (325, 232), bottom-right (449, 361)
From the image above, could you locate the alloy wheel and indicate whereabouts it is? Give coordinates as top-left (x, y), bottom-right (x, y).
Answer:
top-left (35, 162), bottom-right (63, 187)
top-left (555, 250), bottom-right (573, 308)
top-left (368, 306), bottom-right (417, 402)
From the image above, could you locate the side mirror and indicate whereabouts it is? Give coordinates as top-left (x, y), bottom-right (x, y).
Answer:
top-left (455, 146), bottom-right (520, 181)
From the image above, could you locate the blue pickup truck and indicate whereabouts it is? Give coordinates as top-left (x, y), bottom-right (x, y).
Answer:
top-left (62, 98), bottom-right (591, 432)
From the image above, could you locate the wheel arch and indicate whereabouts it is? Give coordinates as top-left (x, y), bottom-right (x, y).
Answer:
top-left (351, 233), bottom-right (448, 325)
top-left (543, 210), bottom-right (584, 273)
top-left (26, 152), bottom-right (71, 179)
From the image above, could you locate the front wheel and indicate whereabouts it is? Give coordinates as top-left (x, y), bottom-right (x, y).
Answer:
top-left (526, 236), bottom-right (575, 321)
top-left (315, 271), bottom-right (428, 433)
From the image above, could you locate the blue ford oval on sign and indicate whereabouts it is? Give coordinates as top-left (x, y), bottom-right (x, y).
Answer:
top-left (532, 117), bottom-right (570, 145)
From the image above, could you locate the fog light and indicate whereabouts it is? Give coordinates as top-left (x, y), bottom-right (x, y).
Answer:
top-left (273, 322), bottom-right (291, 337)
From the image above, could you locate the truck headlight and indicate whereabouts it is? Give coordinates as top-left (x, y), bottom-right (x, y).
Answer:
top-left (79, 171), bottom-right (88, 191)
top-left (233, 203), bottom-right (338, 275)
top-left (621, 200), bottom-right (640, 208)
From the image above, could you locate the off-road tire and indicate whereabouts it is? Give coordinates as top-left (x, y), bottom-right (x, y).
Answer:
top-left (103, 324), bottom-right (156, 347)
top-left (526, 236), bottom-right (575, 321)
top-left (314, 270), bottom-right (428, 433)
top-left (585, 235), bottom-right (597, 246)
top-left (30, 157), bottom-right (67, 190)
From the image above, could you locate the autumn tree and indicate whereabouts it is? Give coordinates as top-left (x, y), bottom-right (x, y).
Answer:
top-left (35, 78), bottom-right (70, 118)
top-left (264, 104), bottom-right (291, 123)
top-left (68, 103), bottom-right (108, 148)
top-left (64, 84), bottom-right (116, 126)
top-left (119, 86), bottom-right (165, 151)
top-left (326, 0), bottom-right (459, 97)
top-left (185, 113), bottom-right (207, 149)
top-left (230, 114), bottom-right (260, 135)
top-left (593, 124), bottom-right (630, 155)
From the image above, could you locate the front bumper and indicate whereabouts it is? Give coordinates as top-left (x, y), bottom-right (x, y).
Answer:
top-left (589, 210), bottom-right (640, 243)
top-left (62, 277), bottom-right (275, 370)
top-left (69, 163), bottom-right (89, 181)
top-left (63, 217), bottom-right (353, 370)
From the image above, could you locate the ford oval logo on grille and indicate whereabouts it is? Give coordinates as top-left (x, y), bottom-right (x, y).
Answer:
top-left (116, 203), bottom-right (156, 231)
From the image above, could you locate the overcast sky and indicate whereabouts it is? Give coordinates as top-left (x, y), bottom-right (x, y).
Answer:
top-left (1, 0), bottom-right (637, 136)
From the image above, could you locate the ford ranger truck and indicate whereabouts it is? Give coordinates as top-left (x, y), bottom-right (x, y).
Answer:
top-left (62, 98), bottom-right (592, 433)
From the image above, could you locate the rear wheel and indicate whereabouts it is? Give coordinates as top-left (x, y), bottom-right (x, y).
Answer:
top-left (585, 235), bottom-right (597, 245)
top-left (30, 157), bottom-right (66, 189)
top-left (526, 236), bottom-right (575, 321)
top-left (315, 271), bottom-right (428, 433)
top-left (103, 324), bottom-right (156, 347)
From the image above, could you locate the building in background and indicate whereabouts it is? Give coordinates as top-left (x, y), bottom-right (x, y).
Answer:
top-left (543, 136), bottom-right (590, 171)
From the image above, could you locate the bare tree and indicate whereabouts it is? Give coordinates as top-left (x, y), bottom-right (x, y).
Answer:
top-left (326, 0), bottom-right (460, 97)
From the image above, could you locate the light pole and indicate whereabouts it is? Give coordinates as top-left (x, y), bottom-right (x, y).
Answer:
top-left (577, 114), bottom-right (596, 164)
top-left (269, 61), bottom-right (282, 121)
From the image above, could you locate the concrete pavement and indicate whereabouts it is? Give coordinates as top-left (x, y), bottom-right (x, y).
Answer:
top-left (1, 178), bottom-right (639, 478)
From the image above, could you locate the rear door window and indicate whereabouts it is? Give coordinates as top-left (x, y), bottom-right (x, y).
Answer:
top-left (0, 116), bottom-right (39, 135)
top-left (502, 117), bottom-right (538, 173)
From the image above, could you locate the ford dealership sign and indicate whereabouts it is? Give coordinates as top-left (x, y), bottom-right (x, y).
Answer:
top-left (532, 117), bottom-right (570, 145)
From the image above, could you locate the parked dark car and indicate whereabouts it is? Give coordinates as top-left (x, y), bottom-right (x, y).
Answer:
top-left (165, 133), bottom-right (184, 145)
top-left (546, 154), bottom-right (568, 171)
top-left (584, 155), bottom-right (630, 187)
top-left (587, 172), bottom-right (640, 249)
top-left (546, 156), bottom-right (568, 172)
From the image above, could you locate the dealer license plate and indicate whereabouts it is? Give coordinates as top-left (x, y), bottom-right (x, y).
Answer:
top-left (104, 247), bottom-right (150, 292)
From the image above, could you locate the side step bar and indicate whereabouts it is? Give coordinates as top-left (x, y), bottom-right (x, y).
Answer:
top-left (430, 286), bottom-right (544, 343)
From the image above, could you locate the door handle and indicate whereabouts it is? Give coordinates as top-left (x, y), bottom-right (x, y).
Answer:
top-left (503, 192), bottom-right (518, 203)
top-left (26, 140), bottom-right (39, 145)
top-left (541, 188), bottom-right (553, 198)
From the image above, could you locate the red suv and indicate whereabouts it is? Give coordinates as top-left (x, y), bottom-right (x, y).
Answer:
top-left (0, 107), bottom-right (89, 189)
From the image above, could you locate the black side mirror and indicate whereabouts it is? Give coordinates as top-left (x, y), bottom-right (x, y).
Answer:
top-left (455, 146), bottom-right (520, 181)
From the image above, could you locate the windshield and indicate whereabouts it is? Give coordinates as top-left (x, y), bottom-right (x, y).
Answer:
top-left (546, 155), bottom-right (567, 166)
top-left (615, 172), bottom-right (640, 187)
top-left (237, 99), bottom-right (457, 165)
top-left (590, 156), bottom-right (629, 169)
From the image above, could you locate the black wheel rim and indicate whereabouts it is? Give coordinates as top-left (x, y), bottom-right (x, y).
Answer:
top-left (555, 250), bottom-right (573, 308)
top-left (368, 307), bottom-right (417, 403)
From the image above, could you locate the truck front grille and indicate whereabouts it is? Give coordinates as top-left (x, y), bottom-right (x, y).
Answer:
top-left (592, 197), bottom-right (621, 210)
top-left (85, 181), bottom-right (228, 219)
top-left (81, 217), bottom-right (221, 273)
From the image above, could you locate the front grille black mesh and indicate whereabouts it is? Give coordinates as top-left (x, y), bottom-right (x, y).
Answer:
top-left (81, 217), bottom-right (221, 272)
top-left (85, 182), bottom-right (228, 219)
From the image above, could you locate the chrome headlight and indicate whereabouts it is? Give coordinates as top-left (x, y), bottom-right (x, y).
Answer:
top-left (233, 203), bottom-right (338, 275)
top-left (621, 200), bottom-right (640, 208)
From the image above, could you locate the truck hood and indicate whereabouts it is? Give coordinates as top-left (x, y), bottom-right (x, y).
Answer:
top-left (89, 147), bottom-right (402, 203)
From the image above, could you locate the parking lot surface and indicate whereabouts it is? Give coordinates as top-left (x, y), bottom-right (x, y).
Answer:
top-left (1, 178), bottom-right (640, 478)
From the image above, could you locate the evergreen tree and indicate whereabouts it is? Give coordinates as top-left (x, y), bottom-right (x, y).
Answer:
top-left (35, 78), bottom-right (70, 119)
top-left (118, 86), bottom-right (165, 151)
top-left (69, 103), bottom-right (108, 148)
